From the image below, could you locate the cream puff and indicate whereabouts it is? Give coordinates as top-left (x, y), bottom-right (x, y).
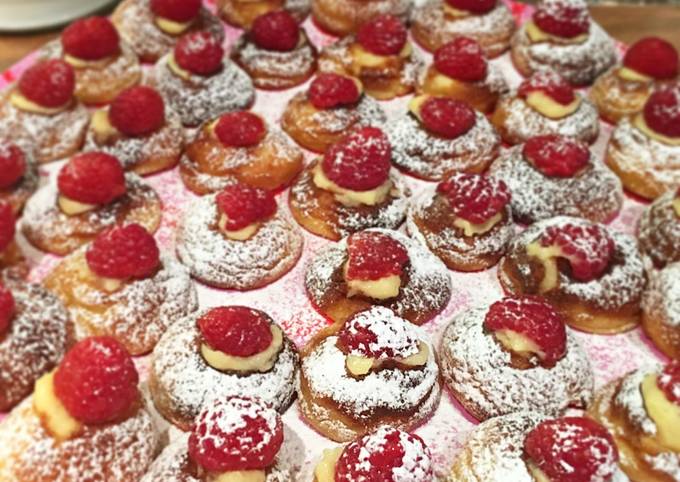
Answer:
top-left (0, 139), bottom-right (38, 214)
top-left (176, 183), bottom-right (303, 290)
top-left (642, 262), bottom-right (680, 360)
top-left (219, 0), bottom-right (311, 29)
top-left (311, 0), bottom-right (411, 36)
top-left (305, 228), bottom-right (451, 325)
top-left (638, 188), bottom-right (680, 270)
top-left (0, 202), bottom-right (28, 279)
top-left (389, 95), bottom-right (500, 181)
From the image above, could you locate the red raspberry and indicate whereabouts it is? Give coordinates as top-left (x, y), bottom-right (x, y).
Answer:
top-left (433, 37), bottom-right (487, 82)
top-left (308, 73), bottom-right (361, 109)
top-left (533, 0), bottom-right (590, 39)
top-left (85, 224), bottom-right (160, 280)
top-left (188, 396), bottom-right (283, 472)
top-left (0, 202), bottom-right (15, 253)
top-left (623, 37), bottom-right (679, 80)
top-left (109, 86), bottom-right (165, 137)
top-left (643, 86), bottom-right (680, 139)
top-left (540, 222), bottom-right (615, 282)
top-left (658, 361), bottom-right (680, 406)
top-left (62, 17), bottom-right (120, 61)
top-left (524, 417), bottom-right (619, 482)
top-left (0, 284), bottom-right (15, 336)
top-left (345, 231), bottom-right (409, 281)
top-left (215, 183), bottom-right (277, 231)
top-left (150, 0), bottom-right (201, 22)
top-left (337, 307), bottom-right (418, 359)
top-left (418, 97), bottom-right (476, 139)
top-left (321, 127), bottom-right (391, 191)
top-left (357, 15), bottom-right (407, 56)
top-left (251, 10), bottom-right (300, 52)
top-left (197, 306), bottom-right (274, 357)
top-left (53, 337), bottom-right (139, 424)
top-left (175, 31), bottom-right (224, 76)
top-left (437, 173), bottom-right (510, 225)
top-left (57, 152), bottom-right (126, 205)
top-left (214, 111), bottom-right (266, 148)
top-left (335, 427), bottom-right (433, 482)
top-left (484, 296), bottom-right (567, 366)
top-left (522, 135), bottom-right (590, 178)
top-left (0, 141), bottom-right (26, 189)
top-left (18, 59), bottom-right (75, 108)
top-left (518, 70), bottom-right (575, 106)
top-left (445, 0), bottom-right (496, 14)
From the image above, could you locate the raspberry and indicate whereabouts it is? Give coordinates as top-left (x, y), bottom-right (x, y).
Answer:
top-left (437, 173), bottom-right (510, 224)
top-left (215, 183), bottom-right (277, 231)
top-left (188, 397), bottom-right (283, 472)
top-left (518, 70), bottom-right (575, 106)
top-left (0, 202), bottom-right (15, 253)
top-left (321, 127), bottom-right (391, 191)
top-left (345, 231), bottom-right (409, 281)
top-left (214, 111), bottom-right (266, 148)
top-left (433, 37), bottom-right (487, 82)
top-left (623, 37), bottom-right (679, 80)
top-left (658, 361), bottom-right (680, 406)
top-left (524, 417), bottom-right (619, 482)
top-left (522, 135), bottom-right (590, 178)
top-left (18, 59), bottom-right (75, 108)
top-left (85, 224), bottom-right (160, 280)
top-left (533, 0), bottom-right (590, 39)
top-left (109, 86), bottom-right (165, 137)
top-left (308, 73), bottom-right (361, 109)
top-left (0, 284), bottom-right (15, 336)
top-left (150, 0), bottom-right (201, 22)
top-left (643, 86), bottom-right (680, 139)
top-left (484, 296), bottom-right (567, 366)
top-left (337, 307), bottom-right (419, 359)
top-left (356, 15), bottom-right (407, 56)
top-left (335, 427), bottom-right (433, 482)
top-left (62, 17), bottom-right (120, 61)
top-left (53, 337), bottom-right (139, 424)
top-left (445, 0), bottom-right (496, 14)
top-left (175, 31), bottom-right (224, 76)
top-left (251, 10), bottom-right (300, 52)
top-left (0, 141), bottom-right (26, 189)
top-left (540, 222), bottom-right (615, 282)
top-left (57, 152), bottom-right (126, 205)
top-left (418, 97), bottom-right (476, 139)
top-left (197, 306), bottom-right (274, 357)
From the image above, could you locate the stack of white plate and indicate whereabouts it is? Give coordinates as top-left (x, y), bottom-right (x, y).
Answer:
top-left (0, 0), bottom-right (117, 31)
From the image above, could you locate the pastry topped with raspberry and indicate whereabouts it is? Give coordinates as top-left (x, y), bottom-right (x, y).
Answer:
top-left (417, 37), bottom-right (509, 113)
top-left (492, 70), bottom-right (600, 145)
top-left (592, 37), bottom-right (679, 124)
top-left (388, 95), bottom-right (500, 181)
top-left (232, 10), bottom-right (318, 90)
top-left (22, 151), bottom-right (162, 256)
top-left (490, 134), bottom-right (623, 224)
top-left (176, 183), bottom-right (303, 290)
top-left (0, 140), bottom-right (38, 214)
top-left (41, 16), bottom-right (141, 105)
top-left (180, 111), bottom-right (303, 195)
top-left (0, 335), bottom-right (161, 480)
top-left (0, 60), bottom-right (90, 164)
top-left (407, 172), bottom-right (515, 271)
top-left (511, 0), bottom-right (617, 86)
top-left (499, 216), bottom-right (645, 334)
top-left (289, 126), bottom-right (408, 241)
top-left (606, 84), bottom-right (680, 200)
top-left (150, 306), bottom-right (298, 430)
top-left (217, 0), bottom-right (311, 29)
top-left (298, 303), bottom-right (440, 441)
top-left (150, 32), bottom-right (254, 128)
top-left (112, 0), bottom-right (224, 63)
top-left (638, 188), bottom-right (680, 269)
top-left (440, 296), bottom-right (592, 421)
top-left (85, 85), bottom-right (185, 176)
top-left (642, 262), bottom-right (680, 359)
top-left (282, 72), bottom-right (387, 153)
top-left (411, 0), bottom-right (517, 59)
top-left (311, 0), bottom-right (409, 37)
top-left (318, 14), bottom-right (423, 100)
top-left (305, 228), bottom-right (451, 326)
top-left (314, 427), bottom-right (433, 482)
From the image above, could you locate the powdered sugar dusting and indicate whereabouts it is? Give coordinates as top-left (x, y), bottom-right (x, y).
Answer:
top-left (637, 188), bottom-right (680, 269)
top-left (343, 306), bottom-right (421, 359)
top-left (644, 262), bottom-right (680, 328)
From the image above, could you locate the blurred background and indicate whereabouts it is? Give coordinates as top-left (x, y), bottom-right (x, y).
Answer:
top-left (0, 0), bottom-right (679, 71)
